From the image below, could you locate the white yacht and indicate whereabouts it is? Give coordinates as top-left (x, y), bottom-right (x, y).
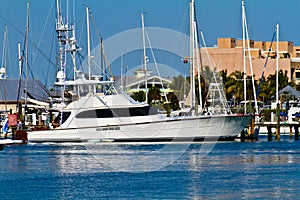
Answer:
top-left (27, 0), bottom-right (253, 142)
top-left (27, 80), bottom-right (252, 142)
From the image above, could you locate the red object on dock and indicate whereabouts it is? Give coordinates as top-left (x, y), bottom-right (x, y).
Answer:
top-left (8, 114), bottom-right (18, 126)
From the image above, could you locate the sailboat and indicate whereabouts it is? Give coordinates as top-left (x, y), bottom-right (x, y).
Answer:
top-left (27, 0), bottom-right (253, 143)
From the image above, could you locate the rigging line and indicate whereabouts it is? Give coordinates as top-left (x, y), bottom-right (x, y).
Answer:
top-left (1, 25), bottom-right (7, 69)
top-left (23, 83), bottom-right (50, 99)
top-left (2, 11), bottom-right (48, 48)
top-left (26, 62), bottom-right (36, 80)
top-left (193, 22), bottom-right (202, 110)
top-left (16, 50), bottom-right (24, 113)
top-left (201, 32), bottom-right (228, 111)
top-left (90, 12), bottom-right (112, 77)
top-left (145, 30), bottom-right (168, 102)
top-left (90, 12), bottom-right (103, 75)
top-left (193, 11), bottom-right (205, 81)
top-left (45, 31), bottom-right (56, 88)
top-left (76, 51), bottom-right (85, 71)
top-left (193, 8), bottom-right (205, 109)
top-left (198, 28), bottom-right (229, 111)
top-left (0, 15), bottom-right (56, 68)
top-left (32, 0), bottom-right (55, 66)
top-left (256, 27), bottom-right (277, 98)
top-left (244, 10), bottom-right (259, 115)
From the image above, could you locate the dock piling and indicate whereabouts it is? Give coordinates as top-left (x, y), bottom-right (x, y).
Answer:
top-left (295, 125), bottom-right (299, 140)
top-left (289, 125), bottom-right (293, 140)
top-left (275, 103), bottom-right (280, 141)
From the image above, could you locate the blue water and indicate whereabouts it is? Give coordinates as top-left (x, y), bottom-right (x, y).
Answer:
top-left (1, 136), bottom-right (300, 199)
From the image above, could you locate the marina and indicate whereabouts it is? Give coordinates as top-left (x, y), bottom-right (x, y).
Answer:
top-left (1, 0), bottom-right (300, 199)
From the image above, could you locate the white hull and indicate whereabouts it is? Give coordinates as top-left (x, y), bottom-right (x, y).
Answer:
top-left (28, 115), bottom-right (252, 142)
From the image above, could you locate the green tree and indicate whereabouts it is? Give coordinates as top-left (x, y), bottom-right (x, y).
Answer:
top-left (131, 91), bottom-right (145, 102)
top-left (224, 71), bottom-right (244, 104)
top-left (257, 76), bottom-right (271, 103)
top-left (168, 75), bottom-right (188, 101)
top-left (148, 87), bottom-right (161, 105)
top-left (167, 92), bottom-right (180, 111)
top-left (262, 70), bottom-right (289, 101)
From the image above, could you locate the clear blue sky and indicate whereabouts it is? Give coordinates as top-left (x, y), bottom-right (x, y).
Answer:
top-left (0, 0), bottom-right (299, 88)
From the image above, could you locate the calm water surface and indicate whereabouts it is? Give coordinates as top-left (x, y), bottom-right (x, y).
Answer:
top-left (1, 136), bottom-right (300, 199)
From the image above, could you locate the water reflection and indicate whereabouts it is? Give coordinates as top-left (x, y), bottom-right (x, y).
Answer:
top-left (1, 141), bottom-right (300, 199)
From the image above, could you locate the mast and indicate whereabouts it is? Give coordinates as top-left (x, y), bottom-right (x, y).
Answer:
top-left (193, 20), bottom-right (202, 112)
top-left (120, 53), bottom-right (123, 89)
top-left (86, 6), bottom-right (91, 81)
top-left (56, 0), bottom-right (68, 125)
top-left (18, 42), bottom-right (22, 77)
top-left (242, 0), bottom-right (259, 115)
top-left (276, 24), bottom-right (279, 104)
top-left (141, 13), bottom-right (148, 103)
top-left (276, 23), bottom-right (280, 140)
top-left (24, 1), bottom-right (30, 111)
top-left (0, 25), bottom-right (8, 79)
top-left (100, 38), bottom-right (105, 80)
top-left (190, 0), bottom-right (195, 109)
top-left (242, 0), bottom-right (247, 114)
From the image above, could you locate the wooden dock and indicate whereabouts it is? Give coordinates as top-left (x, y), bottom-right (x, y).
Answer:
top-left (0, 139), bottom-right (24, 151)
top-left (255, 121), bottom-right (300, 141)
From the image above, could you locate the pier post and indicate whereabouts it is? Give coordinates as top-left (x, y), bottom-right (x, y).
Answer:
top-left (267, 126), bottom-right (272, 141)
top-left (295, 125), bottom-right (299, 141)
top-left (248, 118), bottom-right (255, 140)
top-left (289, 125), bottom-right (293, 140)
top-left (275, 103), bottom-right (280, 141)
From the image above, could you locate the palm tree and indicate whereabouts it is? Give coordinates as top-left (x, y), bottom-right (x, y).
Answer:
top-left (265, 70), bottom-right (289, 100)
top-left (148, 87), bottom-right (161, 105)
top-left (168, 75), bottom-right (187, 101)
top-left (131, 91), bottom-right (145, 102)
top-left (257, 76), bottom-right (271, 103)
top-left (225, 71), bottom-right (244, 105)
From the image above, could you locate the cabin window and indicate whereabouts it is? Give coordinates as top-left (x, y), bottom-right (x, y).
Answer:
top-left (75, 106), bottom-right (158, 118)
top-left (53, 111), bottom-right (71, 124)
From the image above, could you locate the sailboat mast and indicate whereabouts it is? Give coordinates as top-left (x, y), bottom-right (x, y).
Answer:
top-left (1, 25), bottom-right (8, 79)
top-left (86, 6), bottom-right (91, 81)
top-left (193, 21), bottom-right (202, 112)
top-left (276, 24), bottom-right (279, 104)
top-left (56, 0), bottom-right (68, 125)
top-left (242, 0), bottom-right (247, 114)
top-left (18, 42), bottom-right (22, 78)
top-left (141, 13), bottom-right (148, 103)
top-left (190, 0), bottom-right (195, 108)
top-left (25, 1), bottom-right (30, 110)
top-left (120, 53), bottom-right (123, 89)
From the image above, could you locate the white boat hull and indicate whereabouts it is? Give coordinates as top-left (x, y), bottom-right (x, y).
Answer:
top-left (27, 115), bottom-right (252, 142)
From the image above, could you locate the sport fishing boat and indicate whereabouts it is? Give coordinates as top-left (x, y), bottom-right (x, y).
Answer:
top-left (27, 80), bottom-right (252, 142)
top-left (27, 0), bottom-right (253, 142)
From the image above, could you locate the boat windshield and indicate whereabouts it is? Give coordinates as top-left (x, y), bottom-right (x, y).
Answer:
top-left (53, 111), bottom-right (71, 125)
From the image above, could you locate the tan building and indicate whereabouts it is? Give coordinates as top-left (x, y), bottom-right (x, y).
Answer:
top-left (202, 38), bottom-right (300, 84)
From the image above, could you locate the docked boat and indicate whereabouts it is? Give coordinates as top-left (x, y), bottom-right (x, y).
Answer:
top-left (27, 82), bottom-right (252, 142)
top-left (27, 0), bottom-right (253, 142)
